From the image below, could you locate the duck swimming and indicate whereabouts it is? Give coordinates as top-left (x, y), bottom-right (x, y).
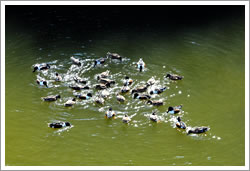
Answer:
top-left (33, 63), bottom-right (50, 72)
top-left (131, 84), bottom-right (149, 94)
top-left (147, 100), bottom-right (164, 106)
top-left (123, 76), bottom-right (133, 86)
top-left (94, 58), bottom-right (106, 67)
top-left (97, 70), bottom-right (110, 80)
top-left (105, 108), bottom-right (116, 118)
top-left (176, 117), bottom-right (186, 129)
top-left (69, 84), bottom-right (90, 90)
top-left (146, 77), bottom-right (156, 86)
top-left (41, 95), bottom-right (61, 101)
top-left (107, 52), bottom-right (122, 61)
top-left (75, 93), bottom-right (92, 100)
top-left (73, 76), bottom-right (87, 84)
top-left (166, 73), bottom-right (183, 80)
top-left (95, 96), bottom-right (105, 105)
top-left (49, 121), bottom-right (71, 128)
top-left (64, 98), bottom-right (76, 107)
top-left (99, 78), bottom-right (115, 85)
top-left (70, 56), bottom-right (81, 66)
top-left (150, 87), bottom-right (167, 95)
top-left (133, 93), bottom-right (151, 100)
top-left (187, 127), bottom-right (210, 135)
top-left (95, 83), bottom-right (109, 90)
top-left (36, 79), bottom-right (48, 88)
top-left (149, 112), bottom-right (159, 122)
top-left (167, 105), bottom-right (182, 114)
top-left (116, 93), bottom-right (126, 102)
top-left (100, 90), bottom-right (110, 99)
top-left (121, 86), bottom-right (130, 93)
top-left (55, 73), bottom-right (62, 82)
top-left (137, 58), bottom-right (145, 72)
top-left (122, 114), bottom-right (131, 123)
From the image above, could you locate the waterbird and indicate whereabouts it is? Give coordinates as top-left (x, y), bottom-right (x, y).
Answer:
top-left (94, 58), bottom-right (106, 67)
top-left (33, 63), bottom-right (50, 72)
top-left (70, 56), bottom-right (81, 66)
top-left (120, 86), bottom-right (130, 93)
top-left (95, 96), bottom-right (105, 105)
top-left (149, 112), bottom-right (159, 122)
top-left (133, 93), bottom-right (151, 100)
top-left (36, 79), bottom-right (48, 88)
top-left (137, 58), bottom-right (145, 72)
top-left (146, 77), bottom-right (156, 86)
top-left (176, 117), bottom-right (186, 129)
top-left (131, 84), bottom-right (149, 94)
top-left (73, 76), bottom-right (87, 84)
top-left (167, 105), bottom-right (182, 114)
top-left (41, 95), bottom-right (61, 101)
top-left (105, 107), bottom-right (116, 118)
top-left (166, 73), bottom-right (183, 80)
top-left (107, 52), bottom-right (122, 61)
top-left (150, 87), bottom-right (167, 95)
top-left (147, 100), bottom-right (163, 106)
top-left (122, 114), bottom-right (131, 123)
top-left (69, 84), bottom-right (90, 90)
top-left (123, 76), bottom-right (133, 86)
top-left (49, 121), bottom-right (71, 128)
top-left (64, 98), bottom-right (76, 107)
top-left (75, 93), bottom-right (92, 100)
top-left (100, 90), bottom-right (110, 99)
top-left (97, 70), bottom-right (110, 80)
top-left (95, 83), bottom-right (109, 90)
top-left (186, 127), bottom-right (210, 135)
top-left (99, 78), bottom-right (115, 85)
top-left (116, 93), bottom-right (126, 102)
top-left (55, 73), bottom-right (62, 82)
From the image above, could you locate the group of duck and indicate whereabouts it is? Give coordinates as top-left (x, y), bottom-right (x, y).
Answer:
top-left (33, 52), bottom-right (210, 135)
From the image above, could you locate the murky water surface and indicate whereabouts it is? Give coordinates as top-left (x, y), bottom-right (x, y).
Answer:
top-left (5, 6), bottom-right (245, 166)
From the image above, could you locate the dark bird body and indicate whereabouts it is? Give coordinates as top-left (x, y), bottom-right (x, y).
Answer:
top-left (33, 63), bottom-right (50, 72)
top-left (147, 100), bottom-right (164, 106)
top-left (42, 95), bottom-right (60, 101)
top-left (49, 121), bottom-right (71, 128)
top-left (166, 73), bottom-right (183, 80)
top-left (107, 52), bottom-right (122, 61)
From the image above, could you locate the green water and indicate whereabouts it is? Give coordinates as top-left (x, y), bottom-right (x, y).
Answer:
top-left (5, 6), bottom-right (245, 166)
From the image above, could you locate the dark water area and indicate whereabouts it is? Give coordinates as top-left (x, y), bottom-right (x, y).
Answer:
top-left (6, 5), bottom-right (244, 36)
top-left (5, 5), bottom-right (245, 166)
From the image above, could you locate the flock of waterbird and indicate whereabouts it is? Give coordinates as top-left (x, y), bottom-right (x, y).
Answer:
top-left (33, 52), bottom-right (210, 135)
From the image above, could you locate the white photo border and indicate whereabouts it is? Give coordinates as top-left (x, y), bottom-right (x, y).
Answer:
top-left (1, 1), bottom-right (249, 170)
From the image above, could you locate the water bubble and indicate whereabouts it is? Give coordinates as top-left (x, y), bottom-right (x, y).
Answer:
top-left (217, 137), bottom-right (221, 140)
top-left (187, 94), bottom-right (190, 97)
top-left (212, 136), bottom-right (216, 138)
top-left (163, 66), bottom-right (166, 68)
top-left (178, 90), bottom-right (182, 94)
